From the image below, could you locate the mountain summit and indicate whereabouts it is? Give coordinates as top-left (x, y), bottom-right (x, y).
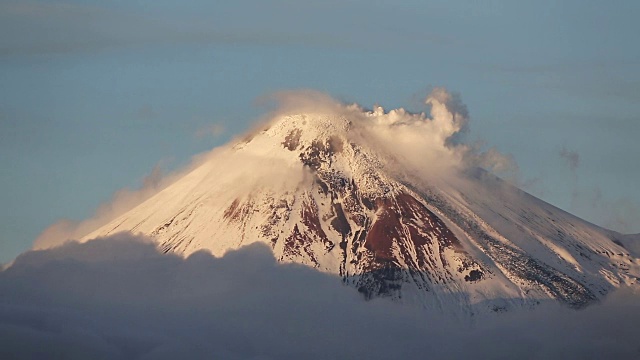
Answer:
top-left (81, 90), bottom-right (639, 315)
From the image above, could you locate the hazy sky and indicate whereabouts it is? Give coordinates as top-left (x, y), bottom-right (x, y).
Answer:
top-left (1, 0), bottom-right (639, 262)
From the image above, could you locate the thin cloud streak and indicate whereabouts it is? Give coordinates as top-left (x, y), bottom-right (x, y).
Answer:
top-left (0, 1), bottom-right (352, 57)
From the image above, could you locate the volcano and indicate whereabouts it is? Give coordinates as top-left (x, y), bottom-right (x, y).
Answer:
top-left (80, 91), bottom-right (639, 315)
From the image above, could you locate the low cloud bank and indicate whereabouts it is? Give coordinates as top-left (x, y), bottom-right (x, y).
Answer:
top-left (3, 233), bottom-right (640, 359)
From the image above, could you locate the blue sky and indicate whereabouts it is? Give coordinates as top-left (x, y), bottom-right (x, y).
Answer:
top-left (1, 0), bottom-right (639, 262)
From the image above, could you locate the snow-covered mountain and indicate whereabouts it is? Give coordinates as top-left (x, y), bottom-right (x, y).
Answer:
top-left (81, 91), bottom-right (639, 315)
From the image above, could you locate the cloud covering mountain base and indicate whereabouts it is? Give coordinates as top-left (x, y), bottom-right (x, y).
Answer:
top-left (2, 233), bottom-right (639, 360)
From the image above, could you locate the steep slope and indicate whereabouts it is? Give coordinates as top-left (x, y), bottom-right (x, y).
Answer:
top-left (82, 95), bottom-right (639, 315)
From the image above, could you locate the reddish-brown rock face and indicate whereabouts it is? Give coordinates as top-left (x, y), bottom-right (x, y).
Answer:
top-left (362, 193), bottom-right (464, 273)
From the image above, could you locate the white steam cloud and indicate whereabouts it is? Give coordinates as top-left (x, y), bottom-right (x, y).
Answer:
top-left (367, 87), bottom-right (515, 178)
top-left (263, 88), bottom-right (517, 181)
top-left (2, 234), bottom-right (640, 359)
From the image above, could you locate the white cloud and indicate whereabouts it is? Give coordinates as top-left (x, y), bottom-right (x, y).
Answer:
top-left (3, 233), bottom-right (640, 359)
top-left (263, 88), bottom-right (516, 182)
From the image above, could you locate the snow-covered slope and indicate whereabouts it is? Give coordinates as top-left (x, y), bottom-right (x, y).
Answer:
top-left (82, 93), bottom-right (639, 316)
